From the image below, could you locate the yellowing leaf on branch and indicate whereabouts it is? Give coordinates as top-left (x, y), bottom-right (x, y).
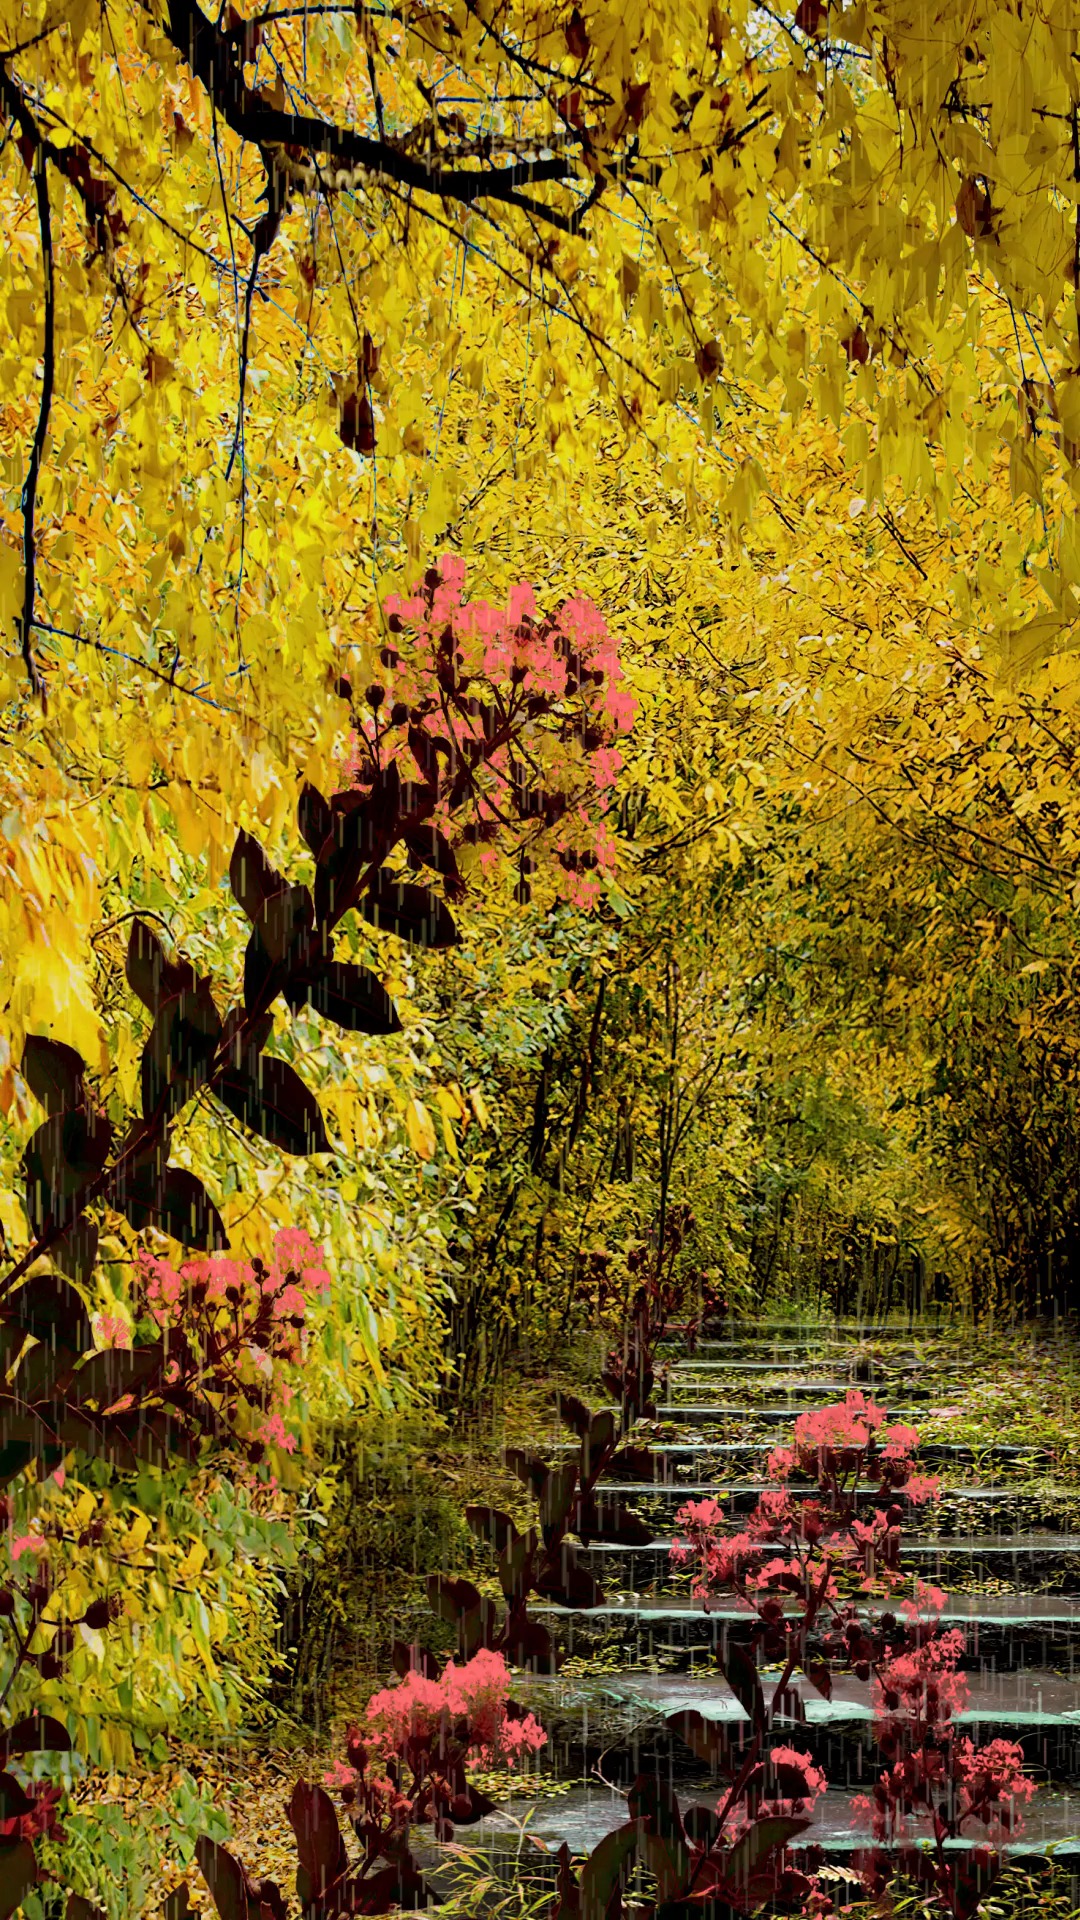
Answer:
top-left (405, 1096), bottom-right (437, 1161)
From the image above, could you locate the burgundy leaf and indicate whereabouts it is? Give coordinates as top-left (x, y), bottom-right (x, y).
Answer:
top-left (284, 960), bottom-right (401, 1036)
top-left (21, 1036), bottom-right (86, 1116)
top-left (140, 981), bottom-right (222, 1121)
top-left (298, 783), bottom-right (332, 858)
top-left (229, 830), bottom-right (288, 924)
top-left (360, 873), bottom-right (459, 949)
top-left (217, 1055), bottom-right (330, 1157)
top-left (126, 920), bottom-right (196, 1016)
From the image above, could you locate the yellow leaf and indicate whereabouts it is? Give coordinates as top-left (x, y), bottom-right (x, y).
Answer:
top-left (404, 1096), bottom-right (436, 1161)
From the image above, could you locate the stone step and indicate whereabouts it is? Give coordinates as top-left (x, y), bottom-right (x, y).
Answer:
top-left (523, 1668), bottom-right (1080, 1786)
top-left (593, 1480), bottom-right (1057, 1518)
top-left (429, 1782), bottom-right (1080, 1875)
top-left (529, 1592), bottom-right (1080, 1664)
top-left (576, 1533), bottom-right (1080, 1594)
top-left (675, 1325), bottom-right (960, 1343)
top-left (669, 1360), bottom-right (922, 1373)
top-left (552, 1434), bottom-right (1046, 1468)
top-left (666, 1375), bottom-right (930, 1395)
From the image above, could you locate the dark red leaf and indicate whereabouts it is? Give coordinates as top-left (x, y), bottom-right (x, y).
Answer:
top-left (229, 831), bottom-right (288, 924)
top-left (539, 1461), bottom-right (579, 1538)
top-left (66, 1897), bottom-right (107, 1920)
top-left (51, 1214), bottom-right (99, 1289)
top-left (288, 1782), bottom-right (350, 1899)
top-left (535, 1544), bottom-right (604, 1609)
top-left (21, 1037), bottom-right (86, 1116)
top-left (0, 1839), bottom-right (38, 1920)
top-left (72, 1344), bottom-right (164, 1411)
top-left (504, 1446), bottom-right (549, 1494)
top-left (283, 961), bottom-right (401, 1036)
top-left (361, 873), bottom-right (459, 948)
top-left (339, 389), bottom-right (375, 454)
top-left (24, 1108), bottom-right (113, 1234)
top-left (115, 1151), bottom-right (227, 1252)
top-left (501, 1613), bottom-right (555, 1671)
top-left (403, 825), bottom-right (461, 887)
top-left (195, 1837), bottom-right (251, 1920)
top-left (10, 1270), bottom-right (92, 1353)
top-left (0, 1715), bottom-right (71, 1761)
top-left (217, 1054), bottom-right (330, 1157)
top-left (565, 6), bottom-right (589, 59)
top-left (298, 783), bottom-right (332, 859)
top-left (243, 886), bottom-right (318, 1014)
top-left (427, 1573), bottom-right (481, 1623)
top-left (465, 1506), bottom-right (520, 1553)
top-left (556, 1391), bottom-right (591, 1437)
top-left (724, 1640), bottom-right (766, 1733)
top-left (575, 1497), bottom-right (652, 1547)
top-left (140, 981), bottom-right (222, 1120)
top-left (126, 920), bottom-right (195, 1016)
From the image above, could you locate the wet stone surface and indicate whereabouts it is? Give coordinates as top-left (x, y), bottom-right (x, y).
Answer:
top-left (443, 1319), bottom-right (1080, 1878)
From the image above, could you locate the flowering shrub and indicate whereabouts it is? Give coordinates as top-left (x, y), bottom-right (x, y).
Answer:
top-left (854, 1590), bottom-right (1036, 1918)
top-left (662, 1398), bottom-right (1037, 1920)
top-left (195, 1651), bottom-right (545, 1918)
top-left (95, 1226), bottom-right (330, 1459)
top-left (343, 555), bottom-right (634, 907)
top-left (766, 1390), bottom-right (941, 1511)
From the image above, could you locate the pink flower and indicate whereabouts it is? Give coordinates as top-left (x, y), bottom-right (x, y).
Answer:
top-left (9, 1533), bottom-right (47, 1563)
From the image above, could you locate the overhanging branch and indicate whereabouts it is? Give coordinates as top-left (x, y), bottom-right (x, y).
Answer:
top-left (157, 0), bottom-right (583, 219)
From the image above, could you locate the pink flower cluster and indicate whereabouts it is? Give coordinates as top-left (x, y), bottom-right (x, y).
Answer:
top-left (361, 1647), bottom-right (546, 1769)
top-left (113, 1227), bottom-right (331, 1456)
top-left (344, 555), bottom-right (635, 908)
top-left (324, 1649), bottom-right (546, 1860)
top-left (766, 1391), bottom-right (939, 1504)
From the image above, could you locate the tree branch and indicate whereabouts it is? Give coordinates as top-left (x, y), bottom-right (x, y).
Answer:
top-left (155, 0), bottom-right (581, 219)
top-left (0, 67), bottom-right (52, 703)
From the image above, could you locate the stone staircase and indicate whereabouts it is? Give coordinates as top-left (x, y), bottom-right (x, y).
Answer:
top-left (443, 1318), bottom-right (1080, 1903)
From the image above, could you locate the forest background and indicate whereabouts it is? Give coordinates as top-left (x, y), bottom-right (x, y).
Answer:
top-left (0, 0), bottom-right (1079, 1908)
